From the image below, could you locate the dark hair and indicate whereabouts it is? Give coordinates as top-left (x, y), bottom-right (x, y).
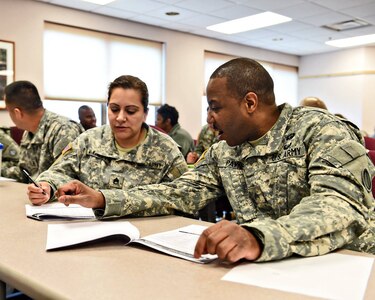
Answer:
top-left (4, 80), bottom-right (43, 112)
top-left (107, 75), bottom-right (149, 112)
top-left (78, 105), bottom-right (93, 117)
top-left (157, 104), bottom-right (179, 126)
top-left (210, 58), bottom-right (275, 105)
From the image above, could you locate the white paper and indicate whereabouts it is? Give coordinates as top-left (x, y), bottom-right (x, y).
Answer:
top-left (136, 224), bottom-right (217, 263)
top-left (45, 222), bottom-right (217, 263)
top-left (0, 176), bottom-right (16, 182)
top-left (25, 203), bottom-right (95, 220)
top-left (222, 253), bottom-right (374, 300)
top-left (46, 221), bottom-right (140, 250)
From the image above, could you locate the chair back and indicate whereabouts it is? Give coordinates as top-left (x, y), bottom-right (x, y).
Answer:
top-left (367, 150), bottom-right (375, 198)
top-left (10, 126), bottom-right (25, 145)
top-left (364, 136), bottom-right (375, 150)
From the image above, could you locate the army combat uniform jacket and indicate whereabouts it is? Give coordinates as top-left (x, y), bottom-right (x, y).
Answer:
top-left (169, 123), bottom-right (195, 158)
top-left (194, 124), bottom-right (219, 157)
top-left (37, 124), bottom-right (188, 197)
top-left (94, 103), bottom-right (375, 261)
top-left (3, 110), bottom-right (82, 182)
top-left (0, 128), bottom-right (20, 171)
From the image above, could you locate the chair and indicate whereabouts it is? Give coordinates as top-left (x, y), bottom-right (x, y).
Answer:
top-left (364, 136), bottom-right (375, 151)
top-left (10, 126), bottom-right (25, 145)
top-left (367, 150), bottom-right (375, 198)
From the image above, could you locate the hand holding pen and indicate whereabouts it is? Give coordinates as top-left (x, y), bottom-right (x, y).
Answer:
top-left (23, 169), bottom-right (51, 206)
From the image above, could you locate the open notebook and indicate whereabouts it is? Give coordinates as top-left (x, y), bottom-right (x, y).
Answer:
top-left (46, 221), bottom-right (217, 264)
top-left (25, 203), bottom-right (95, 221)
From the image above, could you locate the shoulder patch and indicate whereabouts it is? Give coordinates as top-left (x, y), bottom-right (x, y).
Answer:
top-left (62, 142), bottom-right (73, 156)
top-left (195, 149), bottom-right (208, 165)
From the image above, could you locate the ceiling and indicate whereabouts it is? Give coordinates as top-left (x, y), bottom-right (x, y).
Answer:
top-left (35, 0), bottom-right (375, 56)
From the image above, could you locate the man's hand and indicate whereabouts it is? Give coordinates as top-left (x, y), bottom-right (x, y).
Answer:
top-left (27, 182), bottom-right (51, 205)
top-left (194, 220), bottom-right (261, 263)
top-left (186, 152), bottom-right (199, 164)
top-left (56, 180), bottom-right (105, 209)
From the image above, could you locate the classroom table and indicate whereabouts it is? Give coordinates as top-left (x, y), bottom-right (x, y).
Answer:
top-left (0, 180), bottom-right (374, 300)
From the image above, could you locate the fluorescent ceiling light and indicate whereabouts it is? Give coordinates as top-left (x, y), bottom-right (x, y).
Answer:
top-left (207, 12), bottom-right (292, 34)
top-left (82, 0), bottom-right (114, 5)
top-left (325, 34), bottom-right (375, 48)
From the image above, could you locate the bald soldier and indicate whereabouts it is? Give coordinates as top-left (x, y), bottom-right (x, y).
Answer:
top-left (50, 58), bottom-right (375, 263)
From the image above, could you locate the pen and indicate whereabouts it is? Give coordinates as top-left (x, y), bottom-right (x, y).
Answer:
top-left (178, 230), bottom-right (201, 236)
top-left (22, 169), bottom-right (47, 195)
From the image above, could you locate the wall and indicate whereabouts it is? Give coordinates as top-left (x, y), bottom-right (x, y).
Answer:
top-left (298, 46), bottom-right (375, 134)
top-left (0, 0), bottom-right (298, 137)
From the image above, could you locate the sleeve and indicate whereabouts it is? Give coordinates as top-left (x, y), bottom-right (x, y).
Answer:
top-left (160, 147), bottom-right (189, 183)
top-left (246, 122), bottom-right (375, 261)
top-left (49, 121), bottom-right (82, 160)
top-left (95, 147), bottom-right (225, 219)
top-left (36, 138), bottom-right (82, 199)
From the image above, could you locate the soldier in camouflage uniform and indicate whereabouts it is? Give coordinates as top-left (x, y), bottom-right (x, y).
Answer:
top-left (27, 75), bottom-right (187, 205)
top-left (187, 123), bottom-right (219, 164)
top-left (52, 59), bottom-right (375, 263)
top-left (3, 81), bottom-right (83, 182)
top-left (0, 127), bottom-right (20, 170)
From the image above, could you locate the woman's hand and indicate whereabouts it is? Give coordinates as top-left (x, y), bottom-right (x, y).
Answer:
top-left (56, 180), bottom-right (105, 209)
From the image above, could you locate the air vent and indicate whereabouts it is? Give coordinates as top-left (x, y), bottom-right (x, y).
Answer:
top-left (323, 19), bottom-right (370, 31)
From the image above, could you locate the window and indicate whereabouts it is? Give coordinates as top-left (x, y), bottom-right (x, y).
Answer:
top-left (43, 22), bottom-right (164, 124)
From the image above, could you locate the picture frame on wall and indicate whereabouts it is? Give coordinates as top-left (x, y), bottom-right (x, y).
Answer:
top-left (0, 40), bottom-right (15, 110)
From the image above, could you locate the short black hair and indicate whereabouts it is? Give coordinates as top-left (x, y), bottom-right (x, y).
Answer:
top-left (157, 104), bottom-right (179, 126)
top-left (210, 57), bottom-right (275, 105)
top-left (4, 80), bottom-right (43, 112)
top-left (107, 75), bottom-right (149, 112)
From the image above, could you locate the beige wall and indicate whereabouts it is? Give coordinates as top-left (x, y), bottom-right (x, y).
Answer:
top-left (298, 46), bottom-right (375, 134)
top-left (0, 0), bottom-right (298, 137)
top-left (2, 0), bottom-right (374, 137)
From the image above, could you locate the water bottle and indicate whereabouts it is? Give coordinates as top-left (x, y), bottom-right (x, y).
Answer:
top-left (0, 143), bottom-right (3, 177)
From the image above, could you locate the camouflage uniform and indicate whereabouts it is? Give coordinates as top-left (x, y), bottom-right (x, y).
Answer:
top-left (2, 110), bottom-right (82, 182)
top-left (168, 123), bottom-right (195, 158)
top-left (95, 104), bottom-right (375, 261)
top-left (0, 127), bottom-right (20, 170)
top-left (37, 124), bottom-right (188, 198)
top-left (194, 124), bottom-right (219, 157)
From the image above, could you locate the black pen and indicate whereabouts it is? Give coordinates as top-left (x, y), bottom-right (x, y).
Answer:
top-left (22, 169), bottom-right (46, 195)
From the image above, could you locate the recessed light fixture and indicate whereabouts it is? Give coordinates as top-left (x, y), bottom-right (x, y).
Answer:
top-left (207, 11), bottom-right (292, 34)
top-left (166, 11), bottom-right (180, 16)
top-left (325, 34), bottom-right (375, 48)
top-left (81, 0), bottom-right (114, 5)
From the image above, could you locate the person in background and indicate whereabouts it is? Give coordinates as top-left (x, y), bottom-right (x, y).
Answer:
top-left (155, 104), bottom-right (194, 158)
top-left (48, 58), bottom-right (374, 264)
top-left (3, 80), bottom-right (83, 182)
top-left (78, 105), bottom-right (97, 130)
top-left (27, 75), bottom-right (188, 206)
top-left (187, 111), bottom-right (219, 164)
top-left (0, 127), bottom-right (20, 170)
top-left (300, 96), bottom-right (327, 110)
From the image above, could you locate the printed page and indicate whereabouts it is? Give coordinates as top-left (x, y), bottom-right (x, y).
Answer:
top-left (134, 224), bottom-right (218, 263)
top-left (25, 203), bottom-right (96, 220)
top-left (0, 176), bottom-right (16, 182)
top-left (222, 253), bottom-right (374, 300)
top-left (46, 221), bottom-right (140, 250)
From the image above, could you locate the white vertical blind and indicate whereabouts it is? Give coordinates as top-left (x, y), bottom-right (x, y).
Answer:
top-left (44, 23), bottom-right (163, 104)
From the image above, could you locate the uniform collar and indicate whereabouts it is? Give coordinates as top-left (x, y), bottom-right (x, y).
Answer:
top-left (236, 103), bottom-right (293, 159)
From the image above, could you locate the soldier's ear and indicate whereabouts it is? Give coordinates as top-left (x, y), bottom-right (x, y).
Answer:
top-left (244, 92), bottom-right (257, 114)
top-left (13, 107), bottom-right (24, 119)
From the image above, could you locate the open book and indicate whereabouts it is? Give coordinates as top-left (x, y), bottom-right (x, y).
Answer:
top-left (46, 221), bottom-right (217, 264)
top-left (25, 203), bottom-right (95, 221)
